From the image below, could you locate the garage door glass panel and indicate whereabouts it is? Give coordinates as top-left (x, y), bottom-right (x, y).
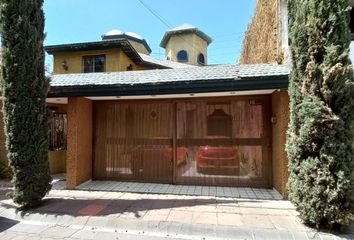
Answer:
top-left (176, 99), bottom-right (269, 187)
top-left (93, 102), bottom-right (173, 183)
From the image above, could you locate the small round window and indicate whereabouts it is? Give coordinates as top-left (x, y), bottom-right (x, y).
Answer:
top-left (177, 50), bottom-right (188, 62)
top-left (198, 53), bottom-right (205, 65)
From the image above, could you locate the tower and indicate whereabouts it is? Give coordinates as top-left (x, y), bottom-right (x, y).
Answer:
top-left (160, 24), bottom-right (212, 66)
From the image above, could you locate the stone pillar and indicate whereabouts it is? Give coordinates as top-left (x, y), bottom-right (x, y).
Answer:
top-left (66, 97), bottom-right (93, 189)
top-left (271, 90), bottom-right (290, 197)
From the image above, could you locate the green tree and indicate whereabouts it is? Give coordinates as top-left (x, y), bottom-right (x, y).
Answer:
top-left (286, 0), bottom-right (354, 228)
top-left (0, 0), bottom-right (51, 207)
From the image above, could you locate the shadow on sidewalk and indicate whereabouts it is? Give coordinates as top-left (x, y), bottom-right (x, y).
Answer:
top-left (0, 216), bottom-right (19, 232)
top-left (1, 192), bottom-right (353, 237)
top-left (1, 196), bottom-right (241, 218)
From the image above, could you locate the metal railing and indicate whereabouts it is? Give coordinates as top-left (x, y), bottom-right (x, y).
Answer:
top-left (49, 113), bottom-right (67, 151)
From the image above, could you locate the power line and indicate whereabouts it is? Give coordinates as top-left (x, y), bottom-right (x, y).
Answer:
top-left (137, 0), bottom-right (172, 29)
top-left (212, 32), bottom-right (246, 39)
top-left (136, 0), bottom-right (224, 64)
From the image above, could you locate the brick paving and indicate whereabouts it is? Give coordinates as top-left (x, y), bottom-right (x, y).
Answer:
top-left (0, 176), bottom-right (352, 239)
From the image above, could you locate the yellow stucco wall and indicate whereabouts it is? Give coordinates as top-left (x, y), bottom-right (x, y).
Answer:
top-left (271, 90), bottom-right (290, 197)
top-left (53, 49), bottom-right (141, 74)
top-left (48, 150), bottom-right (66, 174)
top-left (128, 40), bottom-right (150, 55)
top-left (0, 102), bottom-right (68, 174)
top-left (165, 33), bottom-right (208, 66)
top-left (118, 50), bottom-right (141, 71)
top-left (66, 97), bottom-right (93, 189)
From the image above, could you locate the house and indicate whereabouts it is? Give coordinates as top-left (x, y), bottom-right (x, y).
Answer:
top-left (42, 20), bottom-right (293, 198)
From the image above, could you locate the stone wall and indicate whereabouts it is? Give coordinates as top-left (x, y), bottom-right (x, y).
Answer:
top-left (239, 0), bottom-right (283, 64)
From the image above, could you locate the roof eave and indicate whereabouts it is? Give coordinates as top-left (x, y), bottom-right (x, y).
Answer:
top-left (101, 34), bottom-right (152, 54)
top-left (45, 40), bottom-right (166, 69)
top-left (48, 75), bottom-right (288, 98)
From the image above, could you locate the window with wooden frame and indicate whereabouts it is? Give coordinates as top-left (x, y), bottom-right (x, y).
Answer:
top-left (82, 55), bottom-right (105, 73)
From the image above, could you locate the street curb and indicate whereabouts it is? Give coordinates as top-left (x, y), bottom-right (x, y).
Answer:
top-left (0, 205), bottom-right (351, 240)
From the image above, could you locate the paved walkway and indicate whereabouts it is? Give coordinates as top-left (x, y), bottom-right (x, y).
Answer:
top-left (77, 180), bottom-right (283, 200)
top-left (0, 177), bottom-right (352, 239)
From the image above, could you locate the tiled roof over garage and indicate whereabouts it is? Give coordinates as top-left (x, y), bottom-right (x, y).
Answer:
top-left (49, 64), bottom-right (290, 97)
top-left (50, 64), bottom-right (289, 87)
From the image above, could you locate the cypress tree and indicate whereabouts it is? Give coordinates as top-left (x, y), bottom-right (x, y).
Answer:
top-left (286, 0), bottom-right (354, 228)
top-left (0, 0), bottom-right (51, 207)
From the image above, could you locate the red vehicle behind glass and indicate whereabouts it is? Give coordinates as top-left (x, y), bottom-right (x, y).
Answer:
top-left (196, 137), bottom-right (240, 175)
top-left (196, 108), bottom-right (239, 175)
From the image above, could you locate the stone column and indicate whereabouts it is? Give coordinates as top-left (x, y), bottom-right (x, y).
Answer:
top-left (271, 90), bottom-right (290, 197)
top-left (66, 97), bottom-right (93, 189)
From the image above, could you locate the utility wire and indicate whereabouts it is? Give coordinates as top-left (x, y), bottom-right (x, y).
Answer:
top-left (136, 0), bottom-right (223, 64)
top-left (137, 0), bottom-right (173, 28)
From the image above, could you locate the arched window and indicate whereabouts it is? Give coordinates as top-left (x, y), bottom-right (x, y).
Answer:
top-left (207, 109), bottom-right (232, 137)
top-left (177, 50), bottom-right (188, 62)
top-left (197, 53), bottom-right (205, 65)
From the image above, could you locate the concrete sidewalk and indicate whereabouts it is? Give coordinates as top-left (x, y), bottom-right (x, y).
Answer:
top-left (0, 180), bottom-right (353, 239)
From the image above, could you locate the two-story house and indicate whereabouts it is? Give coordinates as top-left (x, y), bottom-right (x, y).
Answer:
top-left (42, 22), bottom-right (290, 195)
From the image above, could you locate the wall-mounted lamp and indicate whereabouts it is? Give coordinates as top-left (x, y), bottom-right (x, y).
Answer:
top-left (271, 115), bottom-right (277, 124)
top-left (61, 60), bottom-right (69, 71)
top-left (126, 64), bottom-right (133, 71)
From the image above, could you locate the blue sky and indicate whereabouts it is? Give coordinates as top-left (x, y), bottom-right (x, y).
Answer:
top-left (43, 0), bottom-right (256, 66)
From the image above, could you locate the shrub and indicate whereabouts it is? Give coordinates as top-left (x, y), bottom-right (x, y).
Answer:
top-left (286, 0), bottom-right (354, 229)
top-left (0, 0), bottom-right (51, 207)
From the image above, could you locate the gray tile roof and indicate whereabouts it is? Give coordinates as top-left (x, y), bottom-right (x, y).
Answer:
top-left (50, 64), bottom-right (290, 87)
top-left (160, 23), bottom-right (213, 48)
top-left (139, 53), bottom-right (195, 69)
top-left (170, 23), bottom-right (197, 31)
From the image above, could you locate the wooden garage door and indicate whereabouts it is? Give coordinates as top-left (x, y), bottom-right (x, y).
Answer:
top-left (93, 96), bottom-right (271, 187)
top-left (93, 101), bottom-right (174, 183)
top-left (175, 96), bottom-right (271, 187)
